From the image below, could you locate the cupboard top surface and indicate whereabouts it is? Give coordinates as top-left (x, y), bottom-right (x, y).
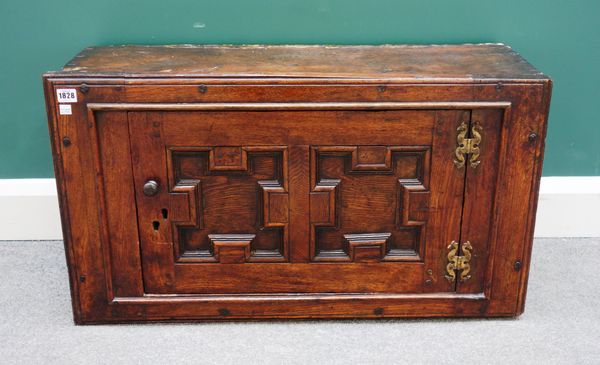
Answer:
top-left (50, 44), bottom-right (548, 81)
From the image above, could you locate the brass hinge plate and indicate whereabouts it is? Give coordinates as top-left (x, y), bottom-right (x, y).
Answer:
top-left (454, 121), bottom-right (482, 169)
top-left (445, 241), bottom-right (473, 283)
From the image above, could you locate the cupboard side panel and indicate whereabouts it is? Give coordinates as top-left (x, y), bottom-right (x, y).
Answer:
top-left (43, 78), bottom-right (83, 323)
top-left (475, 83), bottom-right (550, 315)
top-left (516, 81), bottom-right (553, 314)
top-left (46, 83), bottom-right (112, 322)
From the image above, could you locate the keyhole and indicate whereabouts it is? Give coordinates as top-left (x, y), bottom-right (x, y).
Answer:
top-left (152, 221), bottom-right (160, 231)
top-left (161, 208), bottom-right (168, 220)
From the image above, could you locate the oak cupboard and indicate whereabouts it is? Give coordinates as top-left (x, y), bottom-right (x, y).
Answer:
top-left (43, 44), bottom-right (552, 323)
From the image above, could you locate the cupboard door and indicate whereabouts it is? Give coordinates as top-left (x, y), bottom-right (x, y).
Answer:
top-left (128, 109), bottom-right (468, 294)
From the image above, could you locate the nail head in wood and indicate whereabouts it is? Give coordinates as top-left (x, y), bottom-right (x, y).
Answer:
top-left (514, 261), bottom-right (522, 271)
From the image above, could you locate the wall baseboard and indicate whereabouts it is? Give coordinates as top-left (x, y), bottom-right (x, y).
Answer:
top-left (534, 176), bottom-right (600, 237)
top-left (0, 177), bottom-right (598, 240)
top-left (0, 179), bottom-right (63, 240)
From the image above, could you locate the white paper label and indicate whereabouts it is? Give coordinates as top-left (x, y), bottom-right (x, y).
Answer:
top-left (56, 89), bottom-right (77, 103)
top-left (59, 104), bottom-right (72, 115)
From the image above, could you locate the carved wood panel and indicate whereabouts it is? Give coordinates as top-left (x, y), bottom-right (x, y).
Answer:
top-left (166, 146), bottom-right (289, 263)
top-left (309, 146), bottom-right (430, 262)
top-left (128, 109), bottom-right (465, 295)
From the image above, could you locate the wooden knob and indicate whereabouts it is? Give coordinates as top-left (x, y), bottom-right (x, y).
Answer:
top-left (143, 180), bottom-right (159, 196)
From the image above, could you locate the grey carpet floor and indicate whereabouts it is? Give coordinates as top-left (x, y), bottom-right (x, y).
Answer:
top-left (0, 238), bottom-right (599, 365)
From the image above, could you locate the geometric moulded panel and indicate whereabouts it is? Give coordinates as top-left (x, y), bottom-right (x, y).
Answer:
top-left (309, 146), bottom-right (430, 262)
top-left (167, 146), bottom-right (289, 263)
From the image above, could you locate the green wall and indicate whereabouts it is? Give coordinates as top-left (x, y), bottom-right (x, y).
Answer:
top-left (1, 0), bottom-right (598, 178)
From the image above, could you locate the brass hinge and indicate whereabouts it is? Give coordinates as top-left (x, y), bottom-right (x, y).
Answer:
top-left (445, 241), bottom-right (473, 282)
top-left (454, 121), bottom-right (482, 169)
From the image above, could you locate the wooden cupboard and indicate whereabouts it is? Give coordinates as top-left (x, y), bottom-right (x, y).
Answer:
top-left (43, 44), bottom-right (552, 323)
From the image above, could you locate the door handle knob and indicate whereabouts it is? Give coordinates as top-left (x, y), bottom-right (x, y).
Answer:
top-left (143, 180), bottom-right (159, 196)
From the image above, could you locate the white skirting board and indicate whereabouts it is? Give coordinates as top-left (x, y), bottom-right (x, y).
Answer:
top-left (535, 176), bottom-right (600, 237)
top-left (0, 177), bottom-right (598, 240)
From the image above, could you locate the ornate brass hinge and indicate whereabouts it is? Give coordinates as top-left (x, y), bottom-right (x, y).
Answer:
top-left (445, 241), bottom-right (473, 282)
top-left (454, 121), bottom-right (482, 169)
